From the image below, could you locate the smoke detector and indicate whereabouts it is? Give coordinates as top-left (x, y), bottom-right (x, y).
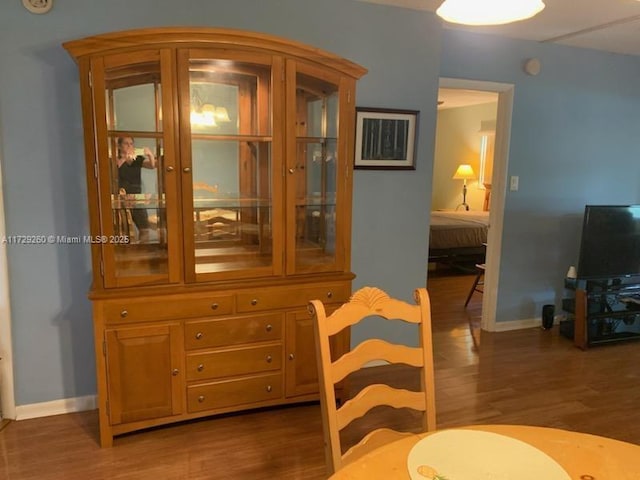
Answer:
top-left (22, 0), bottom-right (53, 14)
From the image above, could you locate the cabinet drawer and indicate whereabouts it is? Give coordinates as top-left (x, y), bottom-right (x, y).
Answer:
top-left (184, 313), bottom-right (282, 350)
top-left (187, 373), bottom-right (282, 412)
top-left (236, 284), bottom-right (350, 312)
top-left (103, 293), bottom-right (234, 323)
top-left (185, 344), bottom-right (282, 381)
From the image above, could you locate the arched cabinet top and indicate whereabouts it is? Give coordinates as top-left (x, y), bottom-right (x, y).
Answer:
top-left (63, 27), bottom-right (367, 79)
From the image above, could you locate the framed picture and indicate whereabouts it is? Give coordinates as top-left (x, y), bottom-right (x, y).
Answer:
top-left (354, 107), bottom-right (419, 170)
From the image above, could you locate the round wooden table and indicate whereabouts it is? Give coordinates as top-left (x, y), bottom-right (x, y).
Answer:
top-left (329, 425), bottom-right (640, 479)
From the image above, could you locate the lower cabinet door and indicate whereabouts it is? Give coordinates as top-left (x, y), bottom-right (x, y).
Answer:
top-left (105, 322), bottom-right (183, 424)
top-left (285, 307), bottom-right (346, 397)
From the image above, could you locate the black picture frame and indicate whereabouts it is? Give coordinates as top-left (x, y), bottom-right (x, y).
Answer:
top-left (354, 107), bottom-right (419, 170)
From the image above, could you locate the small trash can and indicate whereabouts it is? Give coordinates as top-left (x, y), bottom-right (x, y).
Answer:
top-left (542, 304), bottom-right (555, 330)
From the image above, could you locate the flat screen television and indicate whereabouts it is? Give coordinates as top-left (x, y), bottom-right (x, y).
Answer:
top-left (577, 205), bottom-right (640, 279)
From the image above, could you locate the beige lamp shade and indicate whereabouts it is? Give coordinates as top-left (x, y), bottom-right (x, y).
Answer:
top-left (437, 0), bottom-right (545, 26)
top-left (453, 164), bottom-right (476, 181)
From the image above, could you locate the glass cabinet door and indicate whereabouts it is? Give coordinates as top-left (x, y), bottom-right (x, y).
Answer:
top-left (286, 62), bottom-right (348, 274)
top-left (91, 50), bottom-right (180, 287)
top-left (179, 50), bottom-right (283, 282)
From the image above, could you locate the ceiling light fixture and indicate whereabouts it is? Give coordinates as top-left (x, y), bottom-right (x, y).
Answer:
top-left (190, 87), bottom-right (231, 128)
top-left (191, 103), bottom-right (217, 127)
top-left (436, 0), bottom-right (545, 26)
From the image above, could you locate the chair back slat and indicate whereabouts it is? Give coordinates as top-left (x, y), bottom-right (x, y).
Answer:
top-left (342, 428), bottom-right (413, 465)
top-left (332, 339), bottom-right (423, 384)
top-left (336, 384), bottom-right (426, 430)
top-left (324, 287), bottom-right (423, 336)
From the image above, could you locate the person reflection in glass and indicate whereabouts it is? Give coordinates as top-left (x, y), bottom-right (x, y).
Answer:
top-left (116, 136), bottom-right (157, 243)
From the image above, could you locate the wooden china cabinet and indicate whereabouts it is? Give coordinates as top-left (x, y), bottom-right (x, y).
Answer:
top-left (64, 28), bottom-right (366, 447)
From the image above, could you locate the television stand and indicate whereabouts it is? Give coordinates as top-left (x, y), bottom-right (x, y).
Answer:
top-left (560, 276), bottom-right (640, 349)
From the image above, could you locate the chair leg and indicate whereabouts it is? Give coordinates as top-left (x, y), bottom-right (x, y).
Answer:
top-left (464, 270), bottom-right (483, 307)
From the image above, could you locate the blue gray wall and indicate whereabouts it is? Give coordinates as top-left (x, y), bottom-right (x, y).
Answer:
top-left (0, 0), bottom-right (639, 407)
top-left (440, 29), bottom-right (640, 322)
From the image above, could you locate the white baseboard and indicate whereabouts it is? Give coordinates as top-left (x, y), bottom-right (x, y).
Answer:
top-left (361, 318), bottom-right (547, 349)
top-left (15, 394), bottom-right (96, 421)
top-left (491, 317), bottom-right (546, 332)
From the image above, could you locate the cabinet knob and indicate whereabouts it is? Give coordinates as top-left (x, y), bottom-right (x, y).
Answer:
top-left (183, 167), bottom-right (191, 173)
top-left (198, 395), bottom-right (205, 403)
top-left (172, 368), bottom-right (179, 376)
top-left (265, 324), bottom-right (273, 332)
top-left (197, 364), bottom-right (204, 372)
top-left (266, 355), bottom-right (272, 363)
top-left (288, 353), bottom-right (295, 361)
top-left (120, 310), bottom-right (128, 318)
top-left (288, 168), bottom-right (296, 174)
top-left (211, 303), bottom-right (219, 310)
top-left (195, 332), bottom-right (203, 340)
top-left (165, 166), bottom-right (174, 172)
top-left (251, 298), bottom-right (258, 306)
top-left (266, 385), bottom-right (272, 393)
top-left (327, 291), bottom-right (333, 299)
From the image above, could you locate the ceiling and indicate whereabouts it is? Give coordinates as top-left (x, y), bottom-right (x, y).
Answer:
top-left (357, 0), bottom-right (640, 57)
top-left (437, 88), bottom-right (498, 109)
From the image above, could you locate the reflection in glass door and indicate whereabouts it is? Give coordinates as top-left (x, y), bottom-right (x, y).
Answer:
top-left (181, 54), bottom-right (279, 280)
top-left (291, 70), bottom-right (341, 272)
top-left (96, 51), bottom-right (179, 286)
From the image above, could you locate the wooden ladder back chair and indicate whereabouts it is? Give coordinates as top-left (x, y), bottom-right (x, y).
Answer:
top-left (310, 286), bottom-right (437, 474)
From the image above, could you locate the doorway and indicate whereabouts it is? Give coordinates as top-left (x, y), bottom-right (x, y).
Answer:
top-left (432, 78), bottom-right (514, 332)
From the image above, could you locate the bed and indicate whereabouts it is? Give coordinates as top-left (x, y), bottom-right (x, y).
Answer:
top-left (429, 210), bottom-right (489, 266)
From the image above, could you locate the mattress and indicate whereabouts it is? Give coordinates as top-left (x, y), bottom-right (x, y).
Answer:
top-left (429, 210), bottom-right (489, 250)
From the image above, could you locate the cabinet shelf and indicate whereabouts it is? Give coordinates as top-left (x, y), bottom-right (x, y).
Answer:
top-left (112, 196), bottom-right (166, 209)
top-left (585, 310), bottom-right (640, 320)
top-left (190, 134), bottom-right (273, 142)
top-left (297, 136), bottom-right (338, 143)
top-left (587, 330), bottom-right (640, 345)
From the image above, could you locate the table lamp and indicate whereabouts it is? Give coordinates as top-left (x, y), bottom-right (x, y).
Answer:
top-left (453, 164), bottom-right (475, 211)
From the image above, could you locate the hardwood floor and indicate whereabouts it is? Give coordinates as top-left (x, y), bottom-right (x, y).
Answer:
top-left (3, 271), bottom-right (640, 479)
